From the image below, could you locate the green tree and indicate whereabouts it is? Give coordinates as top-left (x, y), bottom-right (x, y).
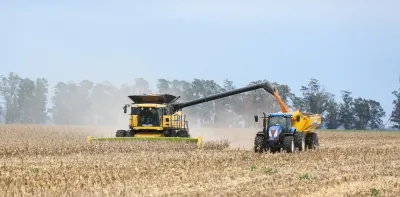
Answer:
top-left (51, 82), bottom-right (71, 124)
top-left (352, 98), bottom-right (385, 130)
top-left (34, 78), bottom-right (49, 124)
top-left (17, 78), bottom-right (36, 123)
top-left (324, 93), bottom-right (340, 129)
top-left (367, 99), bottom-right (385, 129)
top-left (0, 72), bottom-right (22, 123)
top-left (156, 79), bottom-right (171, 94)
top-left (338, 90), bottom-right (355, 129)
top-left (51, 80), bottom-right (94, 125)
top-left (300, 78), bottom-right (330, 114)
top-left (391, 78), bottom-right (400, 129)
top-left (352, 98), bottom-right (371, 130)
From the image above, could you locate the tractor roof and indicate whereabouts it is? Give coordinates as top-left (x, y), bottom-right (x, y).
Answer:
top-left (269, 113), bottom-right (293, 117)
top-left (128, 94), bottom-right (178, 104)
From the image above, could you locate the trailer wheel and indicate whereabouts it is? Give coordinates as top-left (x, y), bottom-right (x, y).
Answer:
top-left (294, 132), bottom-right (306, 151)
top-left (283, 136), bottom-right (295, 153)
top-left (306, 132), bottom-right (319, 150)
top-left (254, 135), bottom-right (265, 153)
top-left (116, 130), bottom-right (126, 137)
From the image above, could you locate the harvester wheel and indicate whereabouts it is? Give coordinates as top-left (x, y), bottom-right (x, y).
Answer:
top-left (254, 135), bottom-right (266, 153)
top-left (116, 130), bottom-right (126, 137)
top-left (125, 130), bottom-right (134, 137)
top-left (178, 129), bottom-right (190, 137)
top-left (294, 132), bottom-right (306, 151)
top-left (306, 132), bottom-right (319, 150)
top-left (283, 136), bottom-right (295, 153)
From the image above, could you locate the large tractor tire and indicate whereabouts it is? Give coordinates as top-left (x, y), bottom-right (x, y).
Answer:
top-left (294, 132), bottom-right (306, 151)
top-left (283, 136), bottom-right (295, 153)
top-left (306, 132), bottom-right (319, 150)
top-left (254, 135), bottom-right (266, 153)
top-left (116, 130), bottom-right (127, 137)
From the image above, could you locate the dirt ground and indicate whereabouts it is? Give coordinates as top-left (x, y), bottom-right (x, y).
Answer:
top-left (0, 124), bottom-right (400, 197)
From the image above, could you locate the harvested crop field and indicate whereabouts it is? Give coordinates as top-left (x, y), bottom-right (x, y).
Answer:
top-left (1, 125), bottom-right (400, 197)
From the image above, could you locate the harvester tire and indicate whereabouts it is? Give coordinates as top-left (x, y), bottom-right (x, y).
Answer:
top-left (283, 136), bottom-right (295, 153)
top-left (178, 130), bottom-right (190, 137)
top-left (306, 132), bottom-right (319, 150)
top-left (125, 130), bottom-right (134, 137)
top-left (116, 130), bottom-right (126, 137)
top-left (294, 132), bottom-right (306, 151)
top-left (254, 135), bottom-right (265, 153)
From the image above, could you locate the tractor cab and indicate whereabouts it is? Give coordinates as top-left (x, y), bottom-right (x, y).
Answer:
top-left (254, 113), bottom-right (296, 134)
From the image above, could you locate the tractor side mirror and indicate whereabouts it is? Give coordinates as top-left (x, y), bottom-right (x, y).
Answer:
top-left (296, 115), bottom-right (300, 122)
top-left (123, 105), bottom-right (127, 114)
top-left (254, 115), bottom-right (258, 122)
top-left (166, 118), bottom-right (169, 122)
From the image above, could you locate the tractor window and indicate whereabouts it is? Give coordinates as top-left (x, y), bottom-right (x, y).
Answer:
top-left (268, 116), bottom-right (286, 127)
top-left (267, 116), bottom-right (288, 132)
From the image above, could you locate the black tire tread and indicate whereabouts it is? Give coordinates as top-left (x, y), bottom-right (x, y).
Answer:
top-left (116, 130), bottom-right (126, 137)
top-left (306, 132), bottom-right (319, 150)
top-left (283, 136), bottom-right (294, 153)
top-left (294, 132), bottom-right (305, 151)
top-left (254, 135), bottom-right (265, 153)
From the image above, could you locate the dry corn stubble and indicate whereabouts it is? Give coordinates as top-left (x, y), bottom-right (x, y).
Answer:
top-left (1, 124), bottom-right (400, 197)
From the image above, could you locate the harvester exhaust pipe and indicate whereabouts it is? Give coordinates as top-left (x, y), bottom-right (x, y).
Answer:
top-left (171, 81), bottom-right (276, 110)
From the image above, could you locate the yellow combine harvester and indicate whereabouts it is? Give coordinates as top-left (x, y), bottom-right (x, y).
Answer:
top-left (88, 81), bottom-right (276, 148)
top-left (253, 87), bottom-right (322, 153)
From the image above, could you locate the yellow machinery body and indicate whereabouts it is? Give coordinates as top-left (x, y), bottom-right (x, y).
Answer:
top-left (273, 91), bottom-right (322, 135)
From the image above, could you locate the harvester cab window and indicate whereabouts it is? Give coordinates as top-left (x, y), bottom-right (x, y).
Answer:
top-left (138, 107), bottom-right (160, 126)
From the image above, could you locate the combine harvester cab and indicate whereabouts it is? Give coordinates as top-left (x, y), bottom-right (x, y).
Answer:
top-left (253, 86), bottom-right (322, 153)
top-left (87, 81), bottom-right (276, 148)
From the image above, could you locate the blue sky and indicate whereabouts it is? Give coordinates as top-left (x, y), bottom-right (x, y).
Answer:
top-left (1, 0), bottom-right (399, 122)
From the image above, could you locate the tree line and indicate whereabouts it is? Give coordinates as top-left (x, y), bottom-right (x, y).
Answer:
top-left (0, 72), bottom-right (399, 130)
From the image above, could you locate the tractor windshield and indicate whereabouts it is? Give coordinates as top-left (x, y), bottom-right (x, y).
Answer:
top-left (137, 107), bottom-right (163, 126)
top-left (267, 116), bottom-right (286, 129)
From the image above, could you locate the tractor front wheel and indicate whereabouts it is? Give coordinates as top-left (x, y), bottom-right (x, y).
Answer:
top-left (116, 130), bottom-right (126, 137)
top-left (283, 136), bottom-right (295, 153)
top-left (254, 135), bottom-right (266, 153)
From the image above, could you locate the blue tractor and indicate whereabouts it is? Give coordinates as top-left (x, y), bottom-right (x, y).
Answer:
top-left (253, 112), bottom-right (303, 153)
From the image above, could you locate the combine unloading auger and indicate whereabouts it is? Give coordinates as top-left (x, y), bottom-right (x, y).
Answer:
top-left (87, 81), bottom-right (276, 148)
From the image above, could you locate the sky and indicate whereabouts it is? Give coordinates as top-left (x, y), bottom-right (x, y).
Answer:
top-left (1, 0), bottom-right (400, 124)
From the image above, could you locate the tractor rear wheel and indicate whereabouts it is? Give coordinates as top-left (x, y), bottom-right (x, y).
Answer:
top-left (254, 135), bottom-right (265, 153)
top-left (306, 132), bottom-right (319, 150)
top-left (294, 132), bottom-right (306, 151)
top-left (116, 130), bottom-right (126, 137)
top-left (283, 136), bottom-right (295, 153)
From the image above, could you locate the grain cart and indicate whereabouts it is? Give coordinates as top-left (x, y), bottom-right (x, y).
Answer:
top-left (253, 87), bottom-right (321, 153)
top-left (87, 81), bottom-right (276, 148)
